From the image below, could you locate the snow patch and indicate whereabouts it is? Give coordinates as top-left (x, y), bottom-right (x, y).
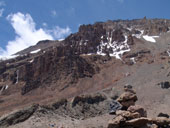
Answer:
top-left (30, 49), bottom-right (41, 54)
top-left (15, 70), bottom-right (19, 84)
top-left (87, 53), bottom-right (94, 56)
top-left (127, 27), bottom-right (133, 31)
top-left (167, 50), bottom-right (170, 56)
top-left (143, 35), bottom-right (159, 43)
top-left (29, 59), bottom-right (34, 63)
top-left (130, 57), bottom-right (136, 64)
top-left (5, 85), bottom-right (8, 90)
top-left (97, 31), bottom-right (130, 60)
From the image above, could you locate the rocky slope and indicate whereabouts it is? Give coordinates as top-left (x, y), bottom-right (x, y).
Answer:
top-left (1, 17), bottom-right (170, 127)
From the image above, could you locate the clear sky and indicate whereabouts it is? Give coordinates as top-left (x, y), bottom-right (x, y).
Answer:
top-left (0, 0), bottom-right (170, 57)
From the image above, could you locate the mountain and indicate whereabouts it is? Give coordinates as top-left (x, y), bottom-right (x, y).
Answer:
top-left (1, 18), bottom-right (170, 127)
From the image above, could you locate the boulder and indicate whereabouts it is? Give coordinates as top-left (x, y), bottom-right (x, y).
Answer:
top-left (117, 92), bottom-right (137, 103)
top-left (127, 105), bottom-right (147, 117)
top-left (125, 117), bottom-right (152, 127)
top-left (117, 92), bottom-right (137, 108)
top-left (108, 115), bottom-right (126, 128)
top-left (159, 81), bottom-right (170, 89)
top-left (120, 100), bottom-right (136, 109)
top-left (157, 113), bottom-right (169, 118)
top-left (116, 110), bottom-right (141, 120)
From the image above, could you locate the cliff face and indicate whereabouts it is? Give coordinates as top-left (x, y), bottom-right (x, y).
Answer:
top-left (0, 18), bottom-right (170, 117)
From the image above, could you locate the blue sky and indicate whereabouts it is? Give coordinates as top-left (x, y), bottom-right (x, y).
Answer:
top-left (0, 0), bottom-right (170, 57)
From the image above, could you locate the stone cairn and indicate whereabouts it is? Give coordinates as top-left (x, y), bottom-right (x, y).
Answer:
top-left (108, 85), bottom-right (170, 128)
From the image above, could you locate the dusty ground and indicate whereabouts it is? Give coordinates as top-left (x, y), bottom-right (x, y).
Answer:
top-left (8, 113), bottom-right (113, 128)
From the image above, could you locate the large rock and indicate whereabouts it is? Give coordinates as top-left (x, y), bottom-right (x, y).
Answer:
top-left (108, 115), bottom-right (126, 128)
top-left (117, 92), bottom-right (137, 103)
top-left (157, 113), bottom-right (169, 118)
top-left (117, 92), bottom-right (137, 108)
top-left (116, 110), bottom-right (141, 120)
top-left (127, 105), bottom-right (147, 117)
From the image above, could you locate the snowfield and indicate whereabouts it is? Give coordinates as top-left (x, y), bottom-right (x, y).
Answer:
top-left (143, 35), bottom-right (159, 43)
top-left (30, 49), bottom-right (41, 54)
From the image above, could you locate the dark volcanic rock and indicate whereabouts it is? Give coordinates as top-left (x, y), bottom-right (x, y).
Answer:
top-left (109, 100), bottom-right (122, 115)
top-left (20, 54), bottom-right (99, 95)
top-left (71, 93), bottom-right (107, 107)
top-left (159, 81), bottom-right (170, 89)
top-left (158, 113), bottom-right (169, 118)
top-left (65, 23), bottom-right (106, 55)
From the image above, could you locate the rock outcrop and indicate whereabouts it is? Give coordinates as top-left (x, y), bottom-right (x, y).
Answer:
top-left (1, 18), bottom-right (170, 122)
top-left (71, 93), bottom-right (107, 107)
top-left (0, 104), bottom-right (39, 128)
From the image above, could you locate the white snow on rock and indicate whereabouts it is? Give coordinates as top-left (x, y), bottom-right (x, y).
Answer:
top-left (167, 50), bottom-right (170, 56)
top-left (29, 59), bottom-right (34, 63)
top-left (5, 85), bottom-right (8, 90)
top-left (97, 31), bottom-right (130, 60)
top-left (30, 49), bottom-right (41, 54)
top-left (130, 57), bottom-right (136, 64)
top-left (0, 85), bottom-right (9, 92)
top-left (132, 30), bottom-right (144, 39)
top-left (143, 35), bottom-right (159, 43)
top-left (127, 27), bottom-right (133, 31)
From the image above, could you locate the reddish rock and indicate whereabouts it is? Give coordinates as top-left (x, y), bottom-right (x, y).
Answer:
top-left (128, 105), bottom-right (147, 117)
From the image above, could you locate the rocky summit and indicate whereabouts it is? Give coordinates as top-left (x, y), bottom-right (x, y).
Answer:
top-left (1, 18), bottom-right (170, 127)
